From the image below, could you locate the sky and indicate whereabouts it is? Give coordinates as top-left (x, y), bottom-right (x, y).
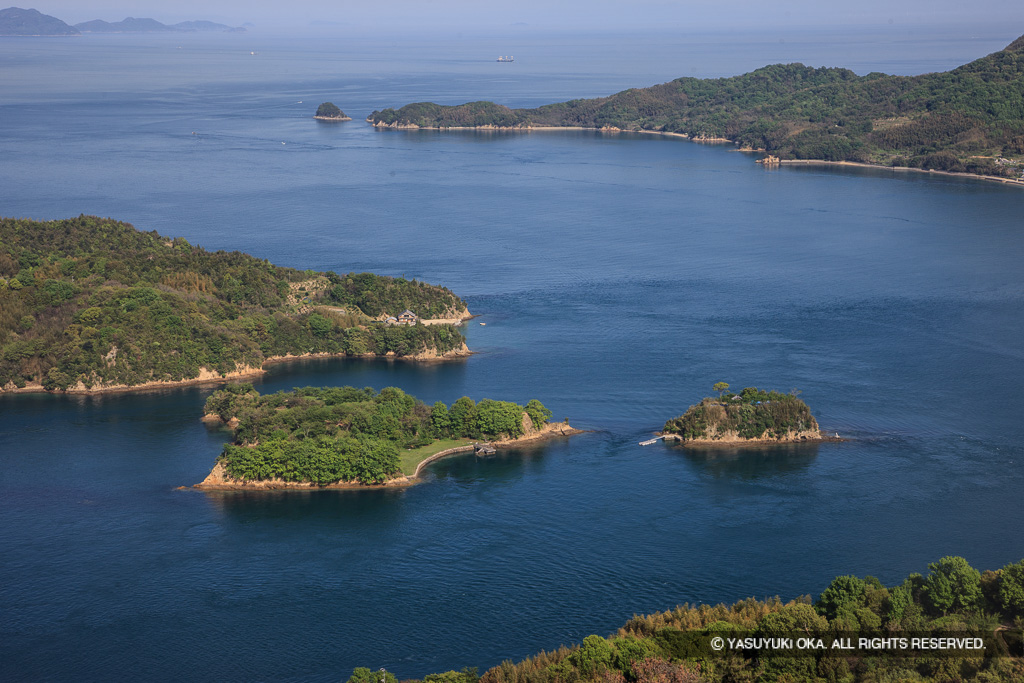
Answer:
top-left (22, 0), bottom-right (1024, 32)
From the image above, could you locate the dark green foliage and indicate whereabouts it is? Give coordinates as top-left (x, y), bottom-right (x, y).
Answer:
top-left (315, 102), bottom-right (346, 118)
top-left (221, 435), bottom-right (399, 485)
top-left (999, 561), bottom-right (1024, 617)
top-left (817, 575), bottom-right (868, 620)
top-left (662, 387), bottom-right (819, 440)
top-left (372, 101), bottom-right (524, 128)
top-left (923, 556), bottom-right (983, 615)
top-left (206, 385), bottom-right (552, 484)
top-left (448, 396), bottom-right (478, 438)
top-left (525, 398), bottom-right (553, 429)
top-left (327, 272), bottom-right (465, 319)
top-left (430, 401), bottom-right (451, 437)
top-left (423, 669), bottom-right (479, 683)
top-left (203, 382), bottom-right (259, 421)
top-left (0, 216), bottom-right (467, 390)
top-left (476, 398), bottom-right (525, 439)
top-left (368, 37), bottom-right (1024, 179)
top-left (569, 635), bottom-right (615, 677)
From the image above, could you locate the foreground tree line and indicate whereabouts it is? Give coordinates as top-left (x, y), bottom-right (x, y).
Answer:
top-left (369, 35), bottom-right (1024, 179)
top-left (348, 556), bottom-right (1024, 683)
top-left (205, 384), bottom-right (554, 484)
top-left (0, 216), bottom-right (468, 391)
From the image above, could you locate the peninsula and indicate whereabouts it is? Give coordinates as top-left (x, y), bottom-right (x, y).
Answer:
top-left (660, 383), bottom-right (827, 445)
top-left (367, 555), bottom-right (1024, 683)
top-left (195, 384), bottom-right (580, 489)
top-left (0, 216), bottom-right (471, 394)
top-left (368, 34), bottom-right (1024, 183)
top-left (314, 102), bottom-right (352, 121)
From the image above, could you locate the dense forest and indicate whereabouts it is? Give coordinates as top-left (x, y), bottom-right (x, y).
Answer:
top-left (0, 216), bottom-right (469, 391)
top-left (364, 556), bottom-right (1024, 683)
top-left (204, 384), bottom-right (555, 484)
top-left (662, 384), bottom-right (820, 441)
top-left (369, 35), bottom-right (1024, 179)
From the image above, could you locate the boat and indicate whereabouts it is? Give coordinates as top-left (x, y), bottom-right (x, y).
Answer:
top-left (497, 56), bottom-right (514, 62)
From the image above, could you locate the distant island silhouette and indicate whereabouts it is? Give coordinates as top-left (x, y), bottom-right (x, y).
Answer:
top-left (0, 7), bottom-right (244, 35)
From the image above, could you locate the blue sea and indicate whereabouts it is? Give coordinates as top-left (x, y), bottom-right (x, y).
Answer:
top-left (1, 26), bottom-right (1023, 682)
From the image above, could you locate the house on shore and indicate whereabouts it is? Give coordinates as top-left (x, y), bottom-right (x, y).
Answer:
top-left (383, 310), bottom-right (419, 326)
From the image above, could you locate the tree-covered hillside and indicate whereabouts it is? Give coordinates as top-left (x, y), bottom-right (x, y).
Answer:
top-left (369, 35), bottom-right (1024, 179)
top-left (357, 556), bottom-right (1024, 683)
top-left (0, 216), bottom-right (468, 391)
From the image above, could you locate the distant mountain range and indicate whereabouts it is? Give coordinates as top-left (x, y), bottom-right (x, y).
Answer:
top-left (75, 17), bottom-right (245, 33)
top-left (0, 7), bottom-right (244, 36)
top-left (0, 7), bottom-right (78, 35)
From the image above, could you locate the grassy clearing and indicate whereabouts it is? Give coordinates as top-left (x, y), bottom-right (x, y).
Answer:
top-left (399, 438), bottom-right (475, 475)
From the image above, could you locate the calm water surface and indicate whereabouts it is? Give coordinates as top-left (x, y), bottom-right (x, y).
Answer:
top-left (1, 28), bottom-right (1023, 682)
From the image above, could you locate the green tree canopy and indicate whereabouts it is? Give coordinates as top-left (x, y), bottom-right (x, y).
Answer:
top-left (922, 556), bottom-right (982, 615)
top-left (315, 102), bottom-right (346, 118)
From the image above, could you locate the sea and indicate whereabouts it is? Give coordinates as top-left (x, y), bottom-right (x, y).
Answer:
top-left (1, 24), bottom-right (1023, 682)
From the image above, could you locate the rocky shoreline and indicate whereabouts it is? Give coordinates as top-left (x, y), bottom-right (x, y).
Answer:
top-left (1, 342), bottom-right (472, 396)
top-left (775, 159), bottom-right (1024, 188)
top-left (369, 120), bottom-right (1023, 187)
top-left (193, 420), bottom-right (583, 491)
top-left (660, 429), bottom-right (843, 447)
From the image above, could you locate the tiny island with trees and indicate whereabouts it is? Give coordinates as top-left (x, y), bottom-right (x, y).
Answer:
top-left (661, 383), bottom-right (827, 445)
top-left (367, 34), bottom-right (1024, 183)
top-left (314, 102), bottom-right (351, 121)
top-left (0, 215), bottom-right (471, 393)
top-left (196, 383), bottom-right (578, 489)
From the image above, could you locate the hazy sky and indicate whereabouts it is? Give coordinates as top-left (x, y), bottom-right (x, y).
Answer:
top-left (26, 0), bottom-right (1024, 31)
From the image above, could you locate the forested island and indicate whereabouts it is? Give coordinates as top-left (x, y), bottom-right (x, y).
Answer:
top-left (315, 102), bottom-right (351, 121)
top-left (0, 7), bottom-right (78, 35)
top-left (0, 216), bottom-right (471, 393)
top-left (661, 384), bottom-right (825, 445)
top-left (196, 384), bottom-right (578, 489)
top-left (361, 556), bottom-right (1024, 683)
top-left (368, 34), bottom-right (1024, 182)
